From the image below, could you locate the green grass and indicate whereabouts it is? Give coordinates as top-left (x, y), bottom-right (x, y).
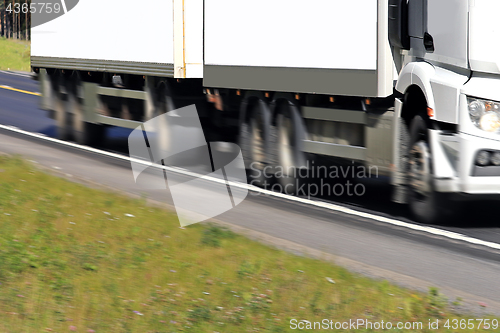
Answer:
top-left (0, 38), bottom-right (31, 72)
top-left (0, 156), bottom-right (496, 332)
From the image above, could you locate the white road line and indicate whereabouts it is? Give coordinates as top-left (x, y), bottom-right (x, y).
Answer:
top-left (60, 0), bottom-right (68, 13)
top-left (0, 70), bottom-right (33, 78)
top-left (1, 123), bottom-right (499, 252)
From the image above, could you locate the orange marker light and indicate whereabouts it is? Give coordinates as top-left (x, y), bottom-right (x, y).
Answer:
top-left (427, 107), bottom-right (435, 117)
top-left (329, 96), bottom-right (335, 103)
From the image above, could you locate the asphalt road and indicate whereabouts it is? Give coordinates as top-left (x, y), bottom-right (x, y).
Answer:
top-left (1, 71), bottom-right (500, 315)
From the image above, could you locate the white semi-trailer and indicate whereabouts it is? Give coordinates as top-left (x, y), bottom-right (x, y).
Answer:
top-left (31, 0), bottom-right (500, 223)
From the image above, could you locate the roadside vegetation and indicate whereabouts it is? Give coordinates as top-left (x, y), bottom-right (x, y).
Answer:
top-left (0, 38), bottom-right (30, 72)
top-left (0, 156), bottom-right (495, 332)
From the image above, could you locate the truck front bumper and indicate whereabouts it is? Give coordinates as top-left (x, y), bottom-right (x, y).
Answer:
top-left (433, 131), bottom-right (500, 199)
top-left (454, 132), bottom-right (500, 196)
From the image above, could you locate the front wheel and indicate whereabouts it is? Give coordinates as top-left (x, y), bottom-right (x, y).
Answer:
top-left (407, 115), bottom-right (454, 224)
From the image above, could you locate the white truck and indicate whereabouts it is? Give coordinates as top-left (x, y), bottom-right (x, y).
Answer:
top-left (31, 0), bottom-right (500, 223)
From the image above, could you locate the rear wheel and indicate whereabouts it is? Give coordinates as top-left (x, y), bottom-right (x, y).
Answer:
top-left (70, 82), bottom-right (105, 147)
top-left (240, 100), bottom-right (272, 188)
top-left (53, 74), bottom-right (70, 141)
top-left (74, 119), bottom-right (106, 147)
top-left (275, 102), bottom-right (307, 194)
top-left (153, 80), bottom-right (177, 155)
top-left (52, 73), bottom-right (106, 145)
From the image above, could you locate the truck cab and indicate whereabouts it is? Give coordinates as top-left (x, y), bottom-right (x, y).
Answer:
top-left (390, 0), bottom-right (500, 221)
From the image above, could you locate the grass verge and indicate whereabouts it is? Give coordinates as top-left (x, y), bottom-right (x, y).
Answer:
top-left (0, 156), bottom-right (495, 332)
top-left (0, 38), bottom-right (31, 72)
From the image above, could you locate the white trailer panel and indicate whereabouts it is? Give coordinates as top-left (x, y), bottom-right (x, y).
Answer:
top-left (31, 0), bottom-right (204, 78)
top-left (469, 0), bottom-right (500, 75)
top-left (204, 0), bottom-right (393, 97)
top-left (205, 0), bottom-right (377, 70)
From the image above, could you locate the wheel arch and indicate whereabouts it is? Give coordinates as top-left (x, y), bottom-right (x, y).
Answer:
top-left (401, 84), bottom-right (430, 126)
top-left (396, 62), bottom-right (436, 123)
top-left (396, 62), bottom-right (468, 125)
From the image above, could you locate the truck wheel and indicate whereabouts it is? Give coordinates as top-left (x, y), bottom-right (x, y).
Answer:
top-left (152, 80), bottom-right (177, 164)
top-left (275, 103), bottom-right (307, 195)
top-left (70, 85), bottom-right (105, 147)
top-left (54, 77), bottom-right (70, 141)
top-left (78, 122), bottom-right (105, 147)
top-left (156, 81), bottom-right (176, 115)
top-left (407, 115), bottom-right (450, 223)
top-left (240, 100), bottom-right (272, 188)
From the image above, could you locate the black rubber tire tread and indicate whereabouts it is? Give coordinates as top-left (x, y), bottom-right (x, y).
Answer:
top-left (67, 77), bottom-right (106, 147)
top-left (81, 122), bottom-right (106, 147)
top-left (239, 100), bottom-right (272, 188)
top-left (239, 122), bottom-right (252, 170)
top-left (268, 124), bottom-right (279, 169)
top-left (275, 102), bottom-right (308, 195)
top-left (53, 75), bottom-right (70, 141)
top-left (408, 115), bottom-right (454, 224)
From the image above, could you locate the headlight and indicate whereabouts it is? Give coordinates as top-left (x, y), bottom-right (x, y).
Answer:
top-left (467, 97), bottom-right (500, 133)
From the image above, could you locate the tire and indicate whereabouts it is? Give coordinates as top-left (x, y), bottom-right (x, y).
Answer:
top-left (392, 117), bottom-right (411, 204)
top-left (240, 100), bottom-right (272, 188)
top-left (152, 80), bottom-right (176, 163)
top-left (75, 120), bottom-right (106, 147)
top-left (150, 80), bottom-right (208, 169)
top-left (53, 75), bottom-right (70, 141)
top-left (407, 115), bottom-right (453, 224)
top-left (69, 84), bottom-right (106, 147)
top-left (156, 81), bottom-right (176, 115)
top-left (275, 102), bottom-right (307, 195)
